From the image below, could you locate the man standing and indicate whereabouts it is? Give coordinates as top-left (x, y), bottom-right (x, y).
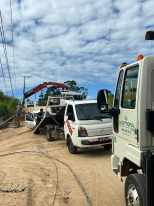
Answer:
top-left (36, 108), bottom-right (44, 127)
top-left (16, 103), bottom-right (22, 117)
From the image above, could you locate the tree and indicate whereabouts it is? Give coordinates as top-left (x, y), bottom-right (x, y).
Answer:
top-left (37, 87), bottom-right (61, 106)
top-left (37, 91), bottom-right (46, 106)
top-left (37, 80), bottom-right (89, 105)
top-left (108, 90), bottom-right (114, 108)
top-left (64, 80), bottom-right (88, 99)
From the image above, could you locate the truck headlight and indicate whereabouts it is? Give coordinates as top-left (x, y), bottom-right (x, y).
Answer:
top-left (78, 126), bottom-right (88, 137)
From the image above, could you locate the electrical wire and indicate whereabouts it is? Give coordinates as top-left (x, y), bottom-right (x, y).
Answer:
top-left (10, 0), bottom-right (16, 97)
top-left (0, 150), bottom-right (92, 206)
top-left (0, 184), bottom-right (26, 192)
top-left (0, 58), bottom-right (8, 95)
top-left (0, 10), bottom-right (14, 97)
top-left (38, 145), bottom-right (58, 206)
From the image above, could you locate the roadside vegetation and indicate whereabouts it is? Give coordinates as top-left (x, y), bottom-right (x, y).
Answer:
top-left (108, 91), bottom-right (114, 108)
top-left (0, 90), bottom-right (20, 119)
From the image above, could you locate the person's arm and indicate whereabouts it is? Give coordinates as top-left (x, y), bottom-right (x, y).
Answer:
top-left (38, 115), bottom-right (43, 119)
top-left (38, 114), bottom-right (43, 119)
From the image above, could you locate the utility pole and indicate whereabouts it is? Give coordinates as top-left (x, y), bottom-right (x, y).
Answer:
top-left (22, 76), bottom-right (31, 107)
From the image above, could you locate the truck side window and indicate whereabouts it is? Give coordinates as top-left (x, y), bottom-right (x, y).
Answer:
top-left (67, 105), bottom-right (75, 120)
top-left (114, 70), bottom-right (124, 108)
top-left (122, 65), bottom-right (139, 109)
top-left (113, 70), bottom-right (124, 133)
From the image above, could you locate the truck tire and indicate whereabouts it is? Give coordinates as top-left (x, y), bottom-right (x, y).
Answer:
top-left (104, 144), bottom-right (112, 150)
top-left (68, 136), bottom-right (77, 154)
top-left (46, 128), bottom-right (54, 141)
top-left (125, 173), bottom-right (146, 206)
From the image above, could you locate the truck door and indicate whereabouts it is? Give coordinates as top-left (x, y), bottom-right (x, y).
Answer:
top-left (113, 65), bottom-right (139, 145)
top-left (64, 105), bottom-right (75, 138)
top-left (25, 114), bottom-right (34, 128)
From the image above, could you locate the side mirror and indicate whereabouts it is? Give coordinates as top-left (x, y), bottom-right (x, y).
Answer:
top-left (68, 113), bottom-right (74, 121)
top-left (145, 31), bottom-right (154, 40)
top-left (97, 89), bottom-right (108, 111)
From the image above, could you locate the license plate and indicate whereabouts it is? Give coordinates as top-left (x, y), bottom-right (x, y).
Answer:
top-left (98, 137), bottom-right (109, 142)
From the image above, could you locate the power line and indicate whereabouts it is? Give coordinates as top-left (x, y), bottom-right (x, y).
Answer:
top-left (0, 10), bottom-right (14, 97)
top-left (0, 58), bottom-right (8, 95)
top-left (10, 0), bottom-right (16, 97)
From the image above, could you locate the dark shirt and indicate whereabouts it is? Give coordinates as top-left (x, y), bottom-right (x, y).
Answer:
top-left (37, 112), bottom-right (43, 121)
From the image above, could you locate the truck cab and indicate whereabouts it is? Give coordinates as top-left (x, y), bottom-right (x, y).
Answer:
top-left (64, 100), bottom-right (113, 154)
top-left (97, 55), bottom-right (154, 206)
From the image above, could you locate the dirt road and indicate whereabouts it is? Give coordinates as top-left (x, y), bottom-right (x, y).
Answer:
top-left (0, 125), bottom-right (125, 206)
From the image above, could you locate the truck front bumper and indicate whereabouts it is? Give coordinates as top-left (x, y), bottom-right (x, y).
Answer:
top-left (75, 134), bottom-right (113, 148)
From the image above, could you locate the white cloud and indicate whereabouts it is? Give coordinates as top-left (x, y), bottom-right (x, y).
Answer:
top-left (0, 0), bottom-right (154, 95)
top-left (86, 95), bottom-right (94, 100)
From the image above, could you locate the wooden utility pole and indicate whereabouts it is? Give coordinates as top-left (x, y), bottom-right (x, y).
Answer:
top-left (22, 76), bottom-right (31, 107)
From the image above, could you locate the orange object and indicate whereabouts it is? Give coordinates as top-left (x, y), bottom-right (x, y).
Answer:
top-left (137, 55), bottom-right (144, 61)
top-left (79, 126), bottom-right (86, 131)
top-left (118, 165), bottom-right (120, 173)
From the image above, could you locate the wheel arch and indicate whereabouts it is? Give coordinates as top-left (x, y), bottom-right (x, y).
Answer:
top-left (121, 157), bottom-right (143, 176)
top-left (66, 134), bottom-right (70, 146)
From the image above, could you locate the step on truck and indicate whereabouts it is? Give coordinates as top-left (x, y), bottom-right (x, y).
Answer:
top-left (32, 96), bottom-right (113, 154)
top-left (97, 31), bottom-right (154, 206)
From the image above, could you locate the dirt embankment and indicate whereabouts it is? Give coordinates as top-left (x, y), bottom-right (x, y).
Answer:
top-left (0, 125), bottom-right (125, 206)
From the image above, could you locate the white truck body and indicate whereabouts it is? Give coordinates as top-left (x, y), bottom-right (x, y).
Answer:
top-left (27, 99), bottom-right (34, 107)
top-left (31, 96), bottom-right (113, 154)
top-left (97, 54), bottom-right (154, 206)
top-left (63, 100), bottom-right (112, 149)
top-left (111, 56), bottom-right (154, 177)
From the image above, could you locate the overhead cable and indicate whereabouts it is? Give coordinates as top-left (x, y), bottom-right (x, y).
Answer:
top-left (0, 10), bottom-right (14, 97)
top-left (0, 58), bottom-right (8, 95)
top-left (10, 0), bottom-right (16, 97)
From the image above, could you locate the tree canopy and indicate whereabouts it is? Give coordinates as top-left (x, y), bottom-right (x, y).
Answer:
top-left (37, 80), bottom-right (88, 106)
top-left (64, 80), bottom-right (88, 99)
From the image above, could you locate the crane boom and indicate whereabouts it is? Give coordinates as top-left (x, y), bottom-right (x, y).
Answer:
top-left (22, 82), bottom-right (68, 106)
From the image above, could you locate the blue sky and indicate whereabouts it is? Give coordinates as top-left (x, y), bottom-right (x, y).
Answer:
top-left (0, 0), bottom-right (154, 104)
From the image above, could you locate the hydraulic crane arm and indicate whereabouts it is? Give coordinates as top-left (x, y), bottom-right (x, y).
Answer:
top-left (23, 82), bottom-right (68, 105)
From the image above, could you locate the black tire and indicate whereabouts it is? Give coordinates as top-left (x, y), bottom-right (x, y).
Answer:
top-left (104, 144), bottom-right (112, 150)
top-left (68, 136), bottom-right (77, 154)
top-left (125, 174), bottom-right (146, 206)
top-left (46, 129), bottom-right (54, 141)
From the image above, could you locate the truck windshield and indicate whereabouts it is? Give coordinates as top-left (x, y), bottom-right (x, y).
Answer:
top-left (75, 103), bottom-right (111, 120)
top-left (66, 95), bottom-right (83, 100)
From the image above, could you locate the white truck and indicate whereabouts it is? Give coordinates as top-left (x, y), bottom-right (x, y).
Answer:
top-left (50, 90), bottom-right (84, 113)
top-left (97, 31), bottom-right (154, 206)
top-left (27, 99), bottom-right (34, 107)
top-left (31, 96), bottom-right (112, 154)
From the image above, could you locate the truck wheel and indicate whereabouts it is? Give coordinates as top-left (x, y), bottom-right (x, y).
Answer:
top-left (46, 129), bottom-right (54, 141)
top-left (125, 174), bottom-right (146, 206)
top-left (68, 136), bottom-right (77, 154)
top-left (104, 144), bottom-right (112, 150)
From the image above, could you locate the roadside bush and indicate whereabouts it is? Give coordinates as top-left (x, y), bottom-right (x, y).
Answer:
top-left (8, 98), bottom-right (19, 112)
top-left (0, 90), bottom-right (20, 119)
top-left (0, 101), bottom-right (12, 118)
